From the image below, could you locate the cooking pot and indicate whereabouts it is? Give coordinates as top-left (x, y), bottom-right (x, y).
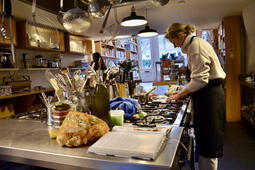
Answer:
top-left (132, 87), bottom-right (155, 104)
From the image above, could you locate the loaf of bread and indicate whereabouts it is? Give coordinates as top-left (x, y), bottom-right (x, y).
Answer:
top-left (56, 111), bottom-right (109, 147)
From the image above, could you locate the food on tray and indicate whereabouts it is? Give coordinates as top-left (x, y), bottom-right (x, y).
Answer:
top-left (56, 111), bottom-right (109, 147)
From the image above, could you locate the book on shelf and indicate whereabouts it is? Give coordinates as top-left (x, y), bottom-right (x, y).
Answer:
top-left (88, 125), bottom-right (171, 160)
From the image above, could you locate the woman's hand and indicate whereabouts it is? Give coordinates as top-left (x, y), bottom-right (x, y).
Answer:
top-left (166, 87), bottom-right (190, 103)
top-left (166, 93), bottom-right (181, 102)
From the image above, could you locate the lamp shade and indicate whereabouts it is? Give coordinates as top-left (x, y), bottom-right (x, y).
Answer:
top-left (121, 11), bottom-right (147, 27)
top-left (138, 25), bottom-right (158, 37)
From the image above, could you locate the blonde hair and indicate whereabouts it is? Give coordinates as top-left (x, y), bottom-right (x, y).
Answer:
top-left (165, 23), bottom-right (196, 39)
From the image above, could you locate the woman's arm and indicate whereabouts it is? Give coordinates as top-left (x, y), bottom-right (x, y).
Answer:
top-left (166, 87), bottom-right (191, 102)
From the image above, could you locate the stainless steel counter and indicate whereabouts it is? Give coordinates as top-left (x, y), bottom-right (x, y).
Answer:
top-left (0, 119), bottom-right (184, 170)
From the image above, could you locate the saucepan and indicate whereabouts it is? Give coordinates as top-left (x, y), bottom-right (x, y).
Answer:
top-left (133, 87), bottom-right (156, 104)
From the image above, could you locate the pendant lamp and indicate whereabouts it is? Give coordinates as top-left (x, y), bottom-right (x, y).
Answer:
top-left (138, 8), bottom-right (158, 37)
top-left (121, 6), bottom-right (147, 27)
top-left (138, 25), bottom-right (158, 37)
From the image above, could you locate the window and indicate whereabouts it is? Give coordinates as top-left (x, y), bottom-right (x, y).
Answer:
top-left (139, 38), bottom-right (152, 69)
top-left (158, 35), bottom-right (187, 67)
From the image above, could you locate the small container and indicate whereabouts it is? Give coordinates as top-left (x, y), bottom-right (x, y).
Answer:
top-left (34, 55), bottom-right (43, 67)
top-left (48, 126), bottom-right (59, 139)
top-left (46, 106), bottom-right (53, 126)
top-left (110, 110), bottom-right (124, 126)
top-left (42, 59), bottom-right (48, 68)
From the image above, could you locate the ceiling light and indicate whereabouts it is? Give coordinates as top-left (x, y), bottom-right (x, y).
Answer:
top-left (138, 25), bottom-right (158, 37)
top-left (120, 6), bottom-right (147, 27)
top-left (114, 35), bottom-right (132, 39)
top-left (137, 8), bottom-right (158, 37)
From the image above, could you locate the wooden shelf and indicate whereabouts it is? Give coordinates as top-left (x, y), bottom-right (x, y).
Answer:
top-left (101, 43), bottom-right (115, 48)
top-left (102, 55), bottom-right (117, 59)
top-left (21, 68), bottom-right (59, 71)
top-left (240, 81), bottom-right (255, 89)
top-left (116, 47), bottom-right (126, 51)
top-left (130, 50), bottom-right (137, 53)
top-left (0, 68), bottom-right (19, 71)
top-left (69, 67), bottom-right (87, 70)
top-left (241, 111), bottom-right (255, 127)
top-left (16, 46), bottom-right (64, 52)
top-left (0, 89), bottom-right (54, 100)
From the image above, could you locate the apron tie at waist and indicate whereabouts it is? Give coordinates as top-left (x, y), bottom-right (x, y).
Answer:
top-left (208, 79), bottom-right (223, 86)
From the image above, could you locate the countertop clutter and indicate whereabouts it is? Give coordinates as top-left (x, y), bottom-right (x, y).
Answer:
top-left (0, 103), bottom-right (186, 170)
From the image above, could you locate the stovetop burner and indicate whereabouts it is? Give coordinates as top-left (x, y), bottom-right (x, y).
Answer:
top-left (132, 101), bottom-right (184, 127)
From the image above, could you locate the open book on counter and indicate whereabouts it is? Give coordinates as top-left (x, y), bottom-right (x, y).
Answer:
top-left (112, 124), bottom-right (172, 135)
top-left (88, 125), bottom-right (172, 160)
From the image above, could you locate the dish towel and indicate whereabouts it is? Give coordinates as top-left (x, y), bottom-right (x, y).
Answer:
top-left (110, 97), bottom-right (139, 119)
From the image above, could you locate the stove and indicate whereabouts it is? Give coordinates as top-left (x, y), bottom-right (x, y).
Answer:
top-left (131, 101), bottom-right (186, 127)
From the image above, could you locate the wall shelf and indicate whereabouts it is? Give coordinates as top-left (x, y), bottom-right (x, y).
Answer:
top-left (0, 89), bottom-right (54, 100)
top-left (0, 68), bottom-right (19, 71)
top-left (241, 111), bottom-right (255, 127)
top-left (21, 68), bottom-right (59, 71)
top-left (240, 81), bottom-right (255, 89)
top-left (69, 67), bottom-right (87, 70)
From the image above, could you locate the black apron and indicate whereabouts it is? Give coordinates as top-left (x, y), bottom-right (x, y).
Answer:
top-left (188, 36), bottom-right (225, 158)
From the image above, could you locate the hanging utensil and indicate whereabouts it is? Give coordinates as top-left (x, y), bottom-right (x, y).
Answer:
top-left (57, 0), bottom-right (64, 25)
top-left (5, 0), bottom-right (15, 64)
top-left (1, 0), bottom-right (8, 40)
top-left (31, 0), bottom-right (40, 45)
top-left (99, 4), bottom-right (112, 34)
top-left (87, 0), bottom-right (111, 18)
top-left (63, 0), bottom-right (91, 34)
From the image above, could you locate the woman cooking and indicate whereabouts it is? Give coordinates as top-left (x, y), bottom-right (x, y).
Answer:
top-left (165, 23), bottom-right (226, 170)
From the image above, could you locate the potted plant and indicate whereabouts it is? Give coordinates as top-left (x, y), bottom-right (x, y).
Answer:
top-left (160, 53), bottom-right (170, 66)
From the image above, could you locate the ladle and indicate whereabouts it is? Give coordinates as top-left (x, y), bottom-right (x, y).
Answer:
top-left (57, 0), bottom-right (64, 25)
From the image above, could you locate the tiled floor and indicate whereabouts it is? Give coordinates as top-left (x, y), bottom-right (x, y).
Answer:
top-left (218, 121), bottom-right (255, 170)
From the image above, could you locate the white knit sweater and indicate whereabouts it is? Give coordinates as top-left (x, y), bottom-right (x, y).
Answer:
top-left (181, 34), bottom-right (226, 92)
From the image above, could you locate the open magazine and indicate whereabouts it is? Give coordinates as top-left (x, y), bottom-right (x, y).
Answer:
top-left (88, 125), bottom-right (172, 160)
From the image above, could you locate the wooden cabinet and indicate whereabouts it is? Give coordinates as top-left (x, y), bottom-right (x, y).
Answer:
top-left (0, 17), bottom-right (17, 46)
top-left (65, 34), bottom-right (92, 55)
top-left (224, 16), bottom-right (245, 122)
top-left (16, 21), bottom-right (65, 52)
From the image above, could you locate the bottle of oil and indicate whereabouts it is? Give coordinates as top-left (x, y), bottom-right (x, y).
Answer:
top-left (91, 70), bottom-right (113, 128)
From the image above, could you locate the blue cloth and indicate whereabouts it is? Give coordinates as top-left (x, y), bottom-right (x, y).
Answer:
top-left (110, 97), bottom-right (138, 119)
